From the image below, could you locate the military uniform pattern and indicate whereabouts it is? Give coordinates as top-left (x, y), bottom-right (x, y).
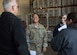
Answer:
top-left (26, 23), bottom-right (48, 55)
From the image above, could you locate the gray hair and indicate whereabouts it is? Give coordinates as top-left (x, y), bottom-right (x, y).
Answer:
top-left (3, 0), bottom-right (16, 11)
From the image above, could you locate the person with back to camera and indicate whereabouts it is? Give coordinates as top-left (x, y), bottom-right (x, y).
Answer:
top-left (51, 12), bottom-right (77, 55)
top-left (0, 0), bottom-right (30, 55)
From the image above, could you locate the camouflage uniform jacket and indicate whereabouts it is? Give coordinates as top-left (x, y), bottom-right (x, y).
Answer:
top-left (26, 23), bottom-right (48, 55)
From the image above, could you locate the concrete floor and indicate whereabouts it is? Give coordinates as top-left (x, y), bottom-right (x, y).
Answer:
top-left (44, 43), bottom-right (58, 55)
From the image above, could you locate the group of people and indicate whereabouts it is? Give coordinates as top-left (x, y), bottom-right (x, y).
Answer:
top-left (51, 12), bottom-right (77, 55)
top-left (52, 12), bottom-right (77, 55)
top-left (0, 0), bottom-right (48, 55)
top-left (0, 0), bottom-right (77, 55)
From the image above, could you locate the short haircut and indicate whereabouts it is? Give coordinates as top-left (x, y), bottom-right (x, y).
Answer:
top-left (32, 13), bottom-right (39, 18)
top-left (67, 12), bottom-right (77, 23)
top-left (3, 0), bottom-right (16, 10)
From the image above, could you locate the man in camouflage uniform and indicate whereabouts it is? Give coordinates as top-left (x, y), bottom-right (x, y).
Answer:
top-left (26, 13), bottom-right (48, 55)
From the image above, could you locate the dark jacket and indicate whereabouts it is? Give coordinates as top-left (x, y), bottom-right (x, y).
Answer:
top-left (0, 12), bottom-right (30, 55)
top-left (51, 23), bottom-right (77, 55)
top-left (53, 23), bottom-right (61, 37)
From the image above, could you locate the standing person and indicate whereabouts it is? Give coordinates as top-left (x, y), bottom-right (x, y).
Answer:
top-left (0, 0), bottom-right (30, 55)
top-left (26, 13), bottom-right (48, 55)
top-left (53, 15), bottom-right (67, 37)
top-left (51, 12), bottom-right (77, 55)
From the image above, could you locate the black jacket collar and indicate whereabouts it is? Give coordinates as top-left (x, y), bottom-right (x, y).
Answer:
top-left (1, 12), bottom-right (16, 18)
